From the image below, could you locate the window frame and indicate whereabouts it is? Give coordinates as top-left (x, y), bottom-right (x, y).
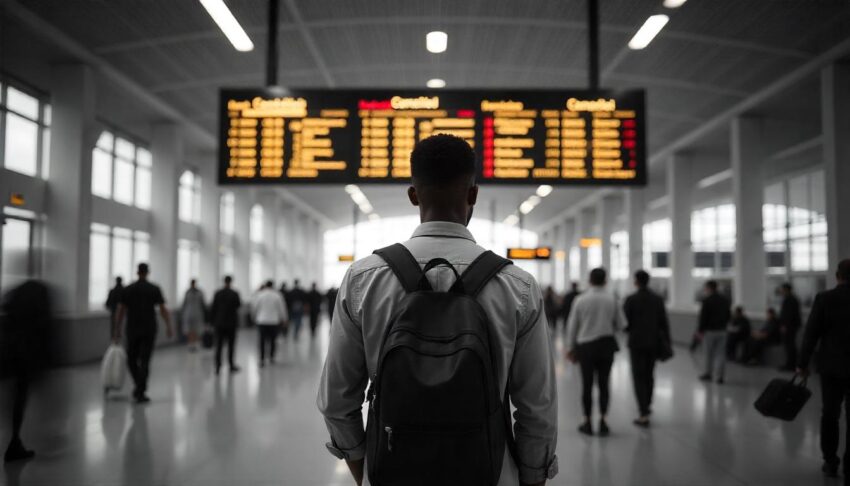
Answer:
top-left (0, 74), bottom-right (51, 179)
top-left (91, 123), bottom-right (152, 209)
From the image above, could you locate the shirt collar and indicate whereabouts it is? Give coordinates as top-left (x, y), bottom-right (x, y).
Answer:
top-left (411, 221), bottom-right (476, 242)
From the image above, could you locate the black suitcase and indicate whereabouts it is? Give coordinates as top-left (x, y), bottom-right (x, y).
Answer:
top-left (201, 329), bottom-right (215, 349)
top-left (754, 375), bottom-right (812, 421)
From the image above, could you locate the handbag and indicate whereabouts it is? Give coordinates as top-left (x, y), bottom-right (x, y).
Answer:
top-left (101, 344), bottom-right (127, 393)
top-left (656, 332), bottom-right (674, 362)
top-left (754, 374), bottom-right (812, 421)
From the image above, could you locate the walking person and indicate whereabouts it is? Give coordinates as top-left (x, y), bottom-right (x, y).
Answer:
top-left (560, 282), bottom-right (580, 331)
top-left (180, 279), bottom-right (206, 352)
top-left (251, 280), bottom-right (287, 367)
top-left (105, 276), bottom-right (124, 327)
top-left (565, 267), bottom-right (624, 437)
top-left (113, 263), bottom-right (174, 404)
top-left (288, 280), bottom-right (306, 340)
top-left (307, 282), bottom-right (323, 338)
top-left (797, 259), bottom-right (850, 484)
top-left (317, 135), bottom-right (558, 486)
top-left (2, 279), bottom-right (53, 462)
top-left (725, 306), bottom-right (751, 361)
top-left (778, 282), bottom-right (802, 372)
top-left (210, 275), bottom-right (242, 375)
top-left (544, 286), bottom-right (560, 331)
top-left (623, 270), bottom-right (671, 428)
top-left (697, 280), bottom-right (731, 384)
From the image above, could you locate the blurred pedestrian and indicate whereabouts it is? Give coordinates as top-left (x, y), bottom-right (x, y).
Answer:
top-left (325, 287), bottom-right (339, 324)
top-left (180, 279), bottom-right (206, 352)
top-left (544, 285), bottom-right (559, 330)
top-left (560, 282), bottom-right (581, 331)
top-left (113, 263), bottom-right (174, 403)
top-left (778, 283), bottom-right (802, 372)
top-left (251, 280), bottom-right (287, 367)
top-left (105, 276), bottom-right (124, 327)
top-left (697, 280), bottom-right (731, 384)
top-left (566, 267), bottom-right (623, 436)
top-left (1, 279), bottom-right (53, 463)
top-left (308, 282), bottom-right (323, 338)
top-left (798, 259), bottom-right (850, 483)
top-left (742, 308), bottom-right (780, 365)
top-left (726, 306), bottom-right (751, 361)
top-left (623, 270), bottom-right (671, 428)
top-left (288, 279), bottom-right (307, 340)
top-left (210, 275), bottom-right (242, 375)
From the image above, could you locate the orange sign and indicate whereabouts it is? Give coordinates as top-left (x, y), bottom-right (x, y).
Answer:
top-left (507, 247), bottom-right (552, 260)
top-left (338, 255), bottom-right (355, 262)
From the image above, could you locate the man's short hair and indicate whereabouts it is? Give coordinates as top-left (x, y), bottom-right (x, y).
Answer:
top-left (265, 280), bottom-right (274, 288)
top-left (634, 270), bottom-right (650, 287)
top-left (224, 275), bottom-right (233, 285)
top-left (705, 280), bottom-right (718, 291)
top-left (411, 134), bottom-right (476, 186)
top-left (837, 259), bottom-right (850, 281)
top-left (137, 263), bottom-right (149, 275)
top-left (589, 267), bottom-right (607, 286)
top-left (781, 282), bottom-right (792, 292)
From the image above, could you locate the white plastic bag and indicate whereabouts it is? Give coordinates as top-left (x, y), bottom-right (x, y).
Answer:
top-left (101, 344), bottom-right (127, 392)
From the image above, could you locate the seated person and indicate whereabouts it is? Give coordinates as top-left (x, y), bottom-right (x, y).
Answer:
top-left (743, 308), bottom-right (781, 365)
top-left (726, 306), bottom-right (751, 361)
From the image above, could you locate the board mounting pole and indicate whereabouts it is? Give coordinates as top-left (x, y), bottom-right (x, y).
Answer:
top-left (588, 0), bottom-right (600, 90)
top-left (266, 0), bottom-right (280, 86)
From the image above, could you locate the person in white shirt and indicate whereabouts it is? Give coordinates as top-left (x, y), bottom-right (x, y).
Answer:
top-left (251, 280), bottom-right (288, 367)
top-left (565, 267), bottom-right (625, 437)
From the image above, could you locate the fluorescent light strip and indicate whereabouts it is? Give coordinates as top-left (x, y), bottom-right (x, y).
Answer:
top-left (344, 185), bottom-right (374, 215)
top-left (427, 78), bottom-right (446, 89)
top-left (663, 0), bottom-right (688, 7)
top-left (628, 14), bottom-right (669, 50)
top-left (199, 0), bottom-right (254, 52)
top-left (426, 31), bottom-right (448, 53)
top-left (697, 169), bottom-right (733, 189)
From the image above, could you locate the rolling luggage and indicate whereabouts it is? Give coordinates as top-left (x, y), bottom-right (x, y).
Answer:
top-left (101, 344), bottom-right (127, 393)
top-left (201, 328), bottom-right (215, 349)
top-left (754, 374), bottom-right (811, 421)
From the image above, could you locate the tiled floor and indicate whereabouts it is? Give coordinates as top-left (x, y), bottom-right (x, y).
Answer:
top-left (0, 322), bottom-right (844, 485)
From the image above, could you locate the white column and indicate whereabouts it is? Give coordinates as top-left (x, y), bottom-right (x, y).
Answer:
top-left (668, 154), bottom-right (694, 309)
top-left (198, 153), bottom-right (220, 295)
top-left (43, 64), bottom-right (97, 313)
top-left (149, 124), bottom-right (182, 304)
top-left (625, 188), bottom-right (645, 275)
top-left (563, 218), bottom-right (576, 287)
top-left (315, 220), bottom-right (325, 288)
top-left (822, 63), bottom-right (850, 285)
top-left (232, 189), bottom-right (251, 295)
top-left (597, 195), bottom-right (617, 271)
top-left (578, 207), bottom-right (595, 283)
top-left (259, 192), bottom-right (278, 286)
top-left (731, 117), bottom-right (766, 310)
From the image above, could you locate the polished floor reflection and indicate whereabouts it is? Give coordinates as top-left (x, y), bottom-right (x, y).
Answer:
top-left (0, 322), bottom-right (843, 486)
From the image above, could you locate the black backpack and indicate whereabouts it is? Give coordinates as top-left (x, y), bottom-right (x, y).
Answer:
top-left (366, 243), bottom-right (514, 486)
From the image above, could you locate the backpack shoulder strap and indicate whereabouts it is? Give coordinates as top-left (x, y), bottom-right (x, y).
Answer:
top-left (373, 243), bottom-right (423, 294)
top-left (454, 250), bottom-right (512, 297)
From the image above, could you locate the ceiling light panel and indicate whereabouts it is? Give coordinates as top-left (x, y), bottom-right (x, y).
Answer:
top-left (199, 0), bottom-right (254, 52)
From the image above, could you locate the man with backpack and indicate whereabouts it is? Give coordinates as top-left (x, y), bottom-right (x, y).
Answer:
top-left (317, 134), bottom-right (558, 486)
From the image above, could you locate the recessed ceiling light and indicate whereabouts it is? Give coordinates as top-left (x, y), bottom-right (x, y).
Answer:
top-left (504, 214), bottom-right (519, 226)
top-left (519, 201), bottom-right (535, 214)
top-left (536, 185), bottom-right (554, 197)
top-left (663, 0), bottom-right (687, 7)
top-left (199, 0), bottom-right (254, 52)
top-left (344, 184), bottom-right (359, 195)
top-left (426, 31), bottom-right (448, 53)
top-left (628, 14), bottom-right (669, 50)
top-left (427, 78), bottom-right (446, 89)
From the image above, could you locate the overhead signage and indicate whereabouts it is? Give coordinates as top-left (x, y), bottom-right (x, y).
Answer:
top-left (219, 89), bottom-right (646, 186)
top-left (507, 247), bottom-right (552, 260)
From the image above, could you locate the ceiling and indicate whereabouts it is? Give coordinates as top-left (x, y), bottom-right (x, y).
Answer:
top-left (9, 0), bottom-right (850, 228)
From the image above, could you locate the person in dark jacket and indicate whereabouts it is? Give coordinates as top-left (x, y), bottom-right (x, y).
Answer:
top-left (560, 282), bottom-right (580, 331)
top-left (726, 306), bottom-right (751, 361)
top-left (325, 287), bottom-right (339, 324)
top-left (105, 276), bottom-right (124, 327)
top-left (210, 275), bottom-right (242, 375)
top-left (778, 282), bottom-right (803, 371)
top-left (798, 259), bottom-right (850, 482)
top-left (288, 280), bottom-right (307, 340)
top-left (697, 280), bottom-right (731, 383)
top-left (2, 279), bottom-right (53, 463)
top-left (623, 270), bottom-right (671, 428)
top-left (543, 286), bottom-right (560, 330)
top-left (307, 283), bottom-right (323, 338)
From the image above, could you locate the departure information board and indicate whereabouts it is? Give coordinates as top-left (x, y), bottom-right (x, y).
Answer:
top-left (218, 89), bottom-right (646, 185)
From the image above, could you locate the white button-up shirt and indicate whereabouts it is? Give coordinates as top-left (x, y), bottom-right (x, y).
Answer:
top-left (317, 221), bottom-right (558, 485)
top-left (564, 285), bottom-right (625, 353)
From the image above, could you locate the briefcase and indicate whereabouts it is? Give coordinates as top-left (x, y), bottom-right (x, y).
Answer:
top-left (754, 375), bottom-right (811, 421)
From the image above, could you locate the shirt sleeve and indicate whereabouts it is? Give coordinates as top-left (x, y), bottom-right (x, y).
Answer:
top-left (155, 286), bottom-right (165, 306)
top-left (509, 280), bottom-right (559, 483)
top-left (316, 268), bottom-right (369, 461)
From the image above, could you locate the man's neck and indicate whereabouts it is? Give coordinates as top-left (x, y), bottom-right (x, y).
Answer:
top-left (419, 209), bottom-right (468, 226)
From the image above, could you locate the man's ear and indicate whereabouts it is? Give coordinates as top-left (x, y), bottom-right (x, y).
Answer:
top-left (467, 184), bottom-right (479, 206)
top-left (407, 186), bottom-right (419, 206)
